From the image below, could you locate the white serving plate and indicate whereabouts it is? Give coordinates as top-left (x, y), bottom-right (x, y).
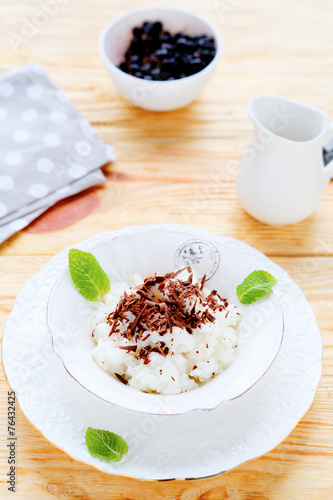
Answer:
top-left (2, 224), bottom-right (323, 480)
top-left (47, 228), bottom-right (284, 415)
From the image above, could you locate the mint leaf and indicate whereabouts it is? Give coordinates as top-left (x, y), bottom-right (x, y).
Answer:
top-left (236, 270), bottom-right (278, 304)
top-left (85, 427), bottom-right (129, 462)
top-left (68, 249), bottom-right (110, 301)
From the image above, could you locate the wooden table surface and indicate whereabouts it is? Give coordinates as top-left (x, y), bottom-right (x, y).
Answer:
top-left (1, 0), bottom-right (333, 498)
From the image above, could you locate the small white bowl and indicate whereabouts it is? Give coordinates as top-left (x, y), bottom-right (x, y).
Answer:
top-left (47, 225), bottom-right (284, 416)
top-left (99, 6), bottom-right (223, 111)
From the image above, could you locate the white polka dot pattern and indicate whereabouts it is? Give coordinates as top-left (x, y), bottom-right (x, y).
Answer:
top-left (44, 133), bottom-right (61, 147)
top-left (28, 184), bottom-right (48, 198)
top-left (56, 185), bottom-right (70, 196)
top-left (0, 63), bottom-right (112, 244)
top-left (0, 203), bottom-right (8, 217)
top-left (27, 85), bottom-right (44, 99)
top-left (0, 175), bottom-right (15, 190)
top-left (5, 152), bottom-right (22, 165)
top-left (68, 164), bottom-right (87, 179)
top-left (0, 108), bottom-right (8, 120)
top-left (21, 109), bottom-right (38, 122)
top-left (75, 140), bottom-right (92, 156)
top-left (50, 111), bottom-right (68, 125)
top-left (36, 157), bottom-right (54, 173)
top-left (13, 129), bottom-right (30, 142)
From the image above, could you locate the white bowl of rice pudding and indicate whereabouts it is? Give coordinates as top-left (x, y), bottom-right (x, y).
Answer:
top-left (47, 225), bottom-right (284, 415)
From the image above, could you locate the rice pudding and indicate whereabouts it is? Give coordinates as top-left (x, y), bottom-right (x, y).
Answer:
top-left (91, 267), bottom-right (240, 395)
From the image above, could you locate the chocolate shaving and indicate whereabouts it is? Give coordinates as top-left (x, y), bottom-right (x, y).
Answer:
top-left (165, 306), bottom-right (173, 333)
top-left (145, 299), bottom-right (157, 307)
top-left (206, 290), bottom-right (228, 312)
top-left (173, 267), bottom-right (186, 278)
top-left (105, 266), bottom-right (221, 365)
top-left (205, 311), bottom-right (216, 323)
top-left (119, 345), bottom-right (137, 352)
top-left (186, 273), bottom-right (193, 284)
top-left (114, 372), bottom-right (128, 385)
top-left (130, 304), bottom-right (147, 334)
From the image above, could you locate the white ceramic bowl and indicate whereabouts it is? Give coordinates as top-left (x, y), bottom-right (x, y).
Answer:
top-left (99, 6), bottom-right (223, 111)
top-left (47, 225), bottom-right (284, 416)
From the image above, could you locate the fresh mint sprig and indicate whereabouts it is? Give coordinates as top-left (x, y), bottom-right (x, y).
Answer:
top-left (68, 249), bottom-right (110, 301)
top-left (85, 427), bottom-right (129, 462)
top-left (236, 270), bottom-right (278, 304)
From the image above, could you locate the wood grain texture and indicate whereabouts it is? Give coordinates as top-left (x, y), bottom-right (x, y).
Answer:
top-left (1, 0), bottom-right (333, 498)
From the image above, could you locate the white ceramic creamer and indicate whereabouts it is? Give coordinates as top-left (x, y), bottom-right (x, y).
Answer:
top-left (236, 95), bottom-right (333, 225)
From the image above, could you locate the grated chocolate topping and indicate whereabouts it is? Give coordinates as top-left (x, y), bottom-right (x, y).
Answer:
top-left (107, 267), bottom-right (227, 365)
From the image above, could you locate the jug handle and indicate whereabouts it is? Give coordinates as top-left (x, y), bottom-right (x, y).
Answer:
top-left (323, 122), bottom-right (333, 184)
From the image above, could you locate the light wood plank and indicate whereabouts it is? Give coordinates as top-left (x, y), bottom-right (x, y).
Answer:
top-left (1, 181), bottom-right (333, 257)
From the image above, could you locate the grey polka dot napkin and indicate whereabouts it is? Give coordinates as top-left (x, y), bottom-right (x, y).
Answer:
top-left (0, 63), bottom-right (115, 244)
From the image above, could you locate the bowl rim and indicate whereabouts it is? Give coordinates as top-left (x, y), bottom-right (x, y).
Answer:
top-left (46, 226), bottom-right (285, 416)
top-left (98, 5), bottom-right (223, 85)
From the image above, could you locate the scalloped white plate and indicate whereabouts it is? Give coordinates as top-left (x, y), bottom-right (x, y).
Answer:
top-left (2, 224), bottom-right (323, 480)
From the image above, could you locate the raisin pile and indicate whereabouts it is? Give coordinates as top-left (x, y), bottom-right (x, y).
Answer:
top-left (118, 21), bottom-right (216, 81)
